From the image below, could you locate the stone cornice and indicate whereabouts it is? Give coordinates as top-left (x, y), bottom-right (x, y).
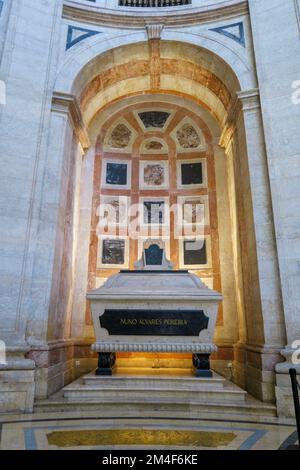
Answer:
top-left (63, 0), bottom-right (249, 29)
top-left (52, 92), bottom-right (90, 150)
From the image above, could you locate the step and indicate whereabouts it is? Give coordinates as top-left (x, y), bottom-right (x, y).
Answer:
top-left (115, 367), bottom-right (194, 376)
top-left (34, 395), bottom-right (277, 421)
top-left (83, 373), bottom-right (226, 390)
top-left (63, 374), bottom-right (246, 404)
top-left (63, 388), bottom-right (246, 403)
top-left (33, 373), bottom-right (277, 422)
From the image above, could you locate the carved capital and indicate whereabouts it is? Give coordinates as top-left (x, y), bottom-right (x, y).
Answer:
top-left (145, 24), bottom-right (164, 40)
top-left (219, 90), bottom-right (260, 149)
top-left (237, 88), bottom-right (260, 112)
top-left (52, 92), bottom-right (90, 150)
top-left (219, 96), bottom-right (242, 149)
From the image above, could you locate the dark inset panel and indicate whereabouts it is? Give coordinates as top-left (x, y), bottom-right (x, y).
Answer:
top-left (139, 111), bottom-right (170, 128)
top-left (145, 244), bottom-right (163, 266)
top-left (100, 309), bottom-right (209, 337)
top-left (183, 239), bottom-right (207, 266)
top-left (106, 163), bottom-right (128, 186)
top-left (143, 201), bottom-right (165, 225)
top-left (181, 162), bottom-right (203, 185)
top-left (102, 239), bottom-right (125, 265)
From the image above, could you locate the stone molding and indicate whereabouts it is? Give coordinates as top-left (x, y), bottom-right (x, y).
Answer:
top-left (92, 342), bottom-right (217, 353)
top-left (27, 338), bottom-right (74, 352)
top-left (237, 88), bottom-right (260, 112)
top-left (52, 92), bottom-right (90, 150)
top-left (63, 0), bottom-right (249, 28)
top-left (0, 358), bottom-right (35, 371)
top-left (244, 344), bottom-right (284, 355)
top-left (294, 0), bottom-right (300, 37)
top-left (219, 95), bottom-right (242, 149)
top-left (5, 344), bottom-right (31, 354)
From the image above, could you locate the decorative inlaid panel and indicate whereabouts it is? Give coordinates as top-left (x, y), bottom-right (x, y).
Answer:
top-left (138, 237), bottom-right (171, 261)
top-left (108, 123), bottom-right (132, 149)
top-left (141, 138), bottom-right (168, 154)
top-left (172, 118), bottom-right (207, 153)
top-left (66, 25), bottom-right (100, 50)
top-left (145, 164), bottom-right (164, 185)
top-left (47, 427), bottom-right (235, 449)
top-left (177, 159), bottom-right (207, 189)
top-left (146, 141), bottom-right (163, 150)
top-left (178, 195), bottom-right (210, 227)
top-left (102, 159), bottom-right (131, 189)
top-left (138, 111), bottom-right (170, 129)
top-left (177, 124), bottom-right (201, 149)
top-left (144, 244), bottom-right (164, 266)
top-left (140, 161), bottom-right (169, 189)
top-left (98, 238), bottom-right (129, 268)
top-left (210, 22), bottom-right (246, 47)
top-left (182, 162), bottom-right (203, 185)
top-left (179, 237), bottom-right (212, 269)
top-left (106, 163), bottom-right (127, 185)
top-left (100, 196), bottom-right (129, 226)
top-left (102, 239), bottom-right (125, 265)
top-left (143, 200), bottom-right (165, 225)
top-left (184, 239), bottom-right (207, 266)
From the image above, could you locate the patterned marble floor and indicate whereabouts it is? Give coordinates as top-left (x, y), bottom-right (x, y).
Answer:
top-left (0, 412), bottom-right (298, 450)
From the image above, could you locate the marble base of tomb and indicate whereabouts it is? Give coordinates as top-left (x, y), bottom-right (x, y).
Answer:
top-left (87, 267), bottom-right (223, 379)
top-left (92, 342), bottom-right (217, 377)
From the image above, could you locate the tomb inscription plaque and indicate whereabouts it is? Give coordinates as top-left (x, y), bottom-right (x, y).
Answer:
top-left (100, 309), bottom-right (209, 336)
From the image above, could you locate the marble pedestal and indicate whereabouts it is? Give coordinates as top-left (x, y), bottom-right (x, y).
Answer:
top-left (87, 270), bottom-right (223, 378)
top-left (275, 348), bottom-right (300, 418)
top-left (0, 347), bottom-right (35, 413)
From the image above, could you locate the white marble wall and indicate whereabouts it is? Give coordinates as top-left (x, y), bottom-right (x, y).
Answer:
top-left (0, 0), bottom-right (63, 348)
top-left (0, 0), bottom-right (11, 63)
top-left (247, 0), bottom-right (300, 415)
top-left (250, 0), bottom-right (300, 358)
top-left (0, 0), bottom-right (68, 408)
top-left (0, 0), bottom-right (299, 415)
